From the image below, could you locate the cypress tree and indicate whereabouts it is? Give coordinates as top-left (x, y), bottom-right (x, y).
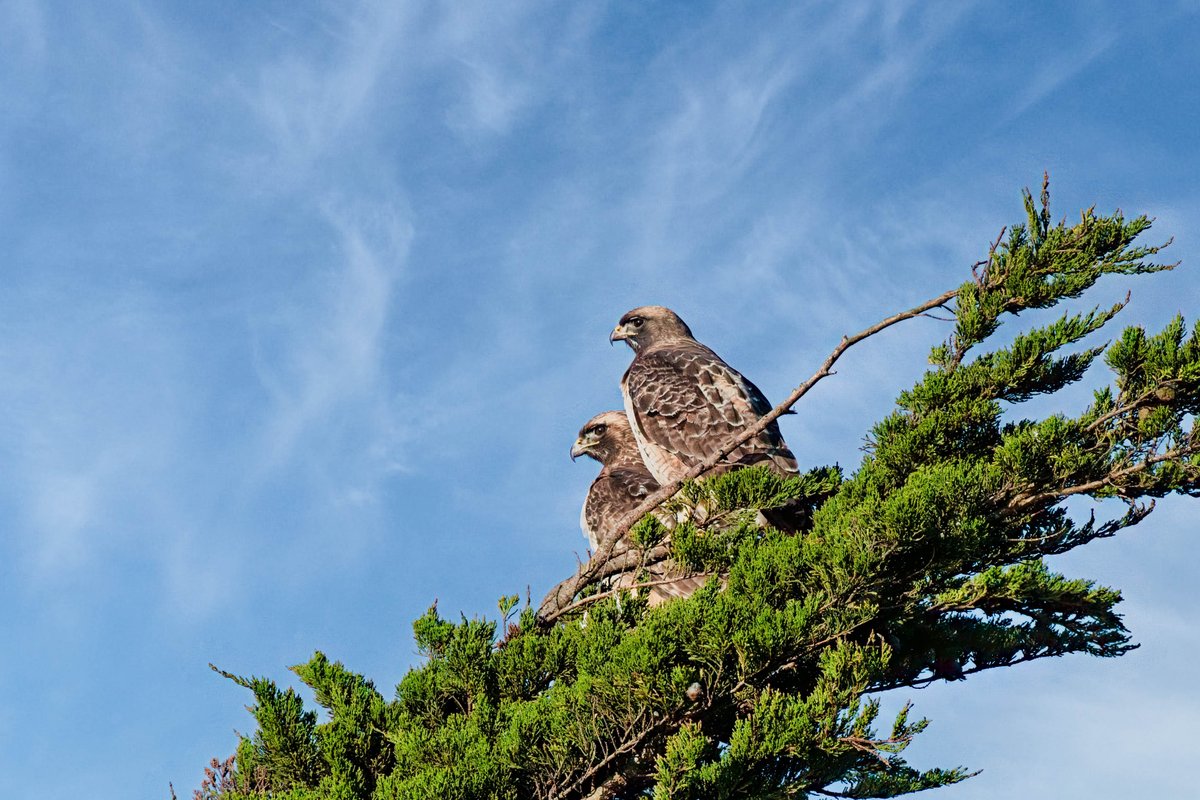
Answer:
top-left (199, 178), bottom-right (1199, 799)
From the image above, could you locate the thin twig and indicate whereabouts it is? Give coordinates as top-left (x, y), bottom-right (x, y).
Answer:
top-left (871, 651), bottom-right (1046, 692)
top-left (558, 571), bottom-right (723, 615)
top-left (1009, 444), bottom-right (1200, 511)
top-left (838, 734), bottom-right (903, 766)
top-left (552, 711), bottom-right (664, 800)
top-left (1084, 379), bottom-right (1179, 434)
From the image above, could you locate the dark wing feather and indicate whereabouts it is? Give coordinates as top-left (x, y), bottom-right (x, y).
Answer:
top-left (583, 465), bottom-right (659, 549)
top-left (625, 343), bottom-right (796, 476)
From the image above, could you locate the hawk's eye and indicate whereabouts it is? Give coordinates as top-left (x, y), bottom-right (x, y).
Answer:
top-left (631, 317), bottom-right (644, 328)
top-left (593, 424), bottom-right (607, 436)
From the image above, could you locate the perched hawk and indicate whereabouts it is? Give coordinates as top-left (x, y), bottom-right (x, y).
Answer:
top-left (610, 306), bottom-right (798, 484)
top-left (570, 410), bottom-right (659, 551)
top-left (571, 410), bottom-right (709, 605)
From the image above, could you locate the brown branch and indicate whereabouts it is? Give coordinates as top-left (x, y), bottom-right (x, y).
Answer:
top-left (1005, 500), bottom-right (1153, 551)
top-left (538, 287), bottom-right (960, 623)
top-left (552, 709), bottom-right (664, 800)
top-left (871, 650), bottom-right (1050, 692)
top-left (838, 734), bottom-right (904, 766)
top-left (971, 226), bottom-right (1007, 288)
top-left (538, 543), bottom-right (672, 619)
top-left (1009, 443), bottom-right (1200, 512)
top-left (561, 571), bottom-right (722, 615)
top-left (1084, 379), bottom-right (1180, 434)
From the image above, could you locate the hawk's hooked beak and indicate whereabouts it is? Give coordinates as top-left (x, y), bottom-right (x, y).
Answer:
top-left (610, 324), bottom-right (639, 349)
top-left (570, 439), bottom-right (589, 461)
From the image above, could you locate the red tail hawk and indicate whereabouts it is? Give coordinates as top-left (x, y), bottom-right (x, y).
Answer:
top-left (610, 306), bottom-right (798, 484)
top-left (570, 410), bottom-right (659, 551)
top-left (571, 410), bottom-right (709, 605)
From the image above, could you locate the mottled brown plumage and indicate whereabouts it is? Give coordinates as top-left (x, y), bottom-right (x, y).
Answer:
top-left (571, 410), bottom-right (710, 605)
top-left (570, 410), bottom-right (658, 551)
top-left (610, 306), bottom-right (798, 484)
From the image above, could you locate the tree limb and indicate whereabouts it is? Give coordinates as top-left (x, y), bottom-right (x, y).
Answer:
top-left (1009, 443), bottom-right (1200, 512)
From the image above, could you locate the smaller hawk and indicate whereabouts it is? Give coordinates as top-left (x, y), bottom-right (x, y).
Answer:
top-left (570, 410), bottom-right (659, 552)
top-left (571, 410), bottom-right (708, 605)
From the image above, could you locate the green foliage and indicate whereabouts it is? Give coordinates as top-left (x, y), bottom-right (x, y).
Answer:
top-left (200, 181), bottom-right (1198, 799)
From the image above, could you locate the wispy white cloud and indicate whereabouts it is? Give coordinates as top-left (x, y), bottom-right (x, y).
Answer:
top-left (235, 1), bottom-right (594, 180)
top-left (999, 29), bottom-right (1118, 126)
top-left (616, 2), bottom-right (973, 297)
top-left (0, 289), bottom-right (189, 587)
top-left (25, 464), bottom-right (106, 576)
top-left (433, 2), bottom-right (600, 142)
top-left (251, 198), bottom-right (412, 477)
top-left (242, 4), bottom-right (416, 182)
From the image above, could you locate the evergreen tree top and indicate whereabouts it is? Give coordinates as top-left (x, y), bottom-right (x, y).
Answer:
top-left (199, 178), bottom-right (1198, 800)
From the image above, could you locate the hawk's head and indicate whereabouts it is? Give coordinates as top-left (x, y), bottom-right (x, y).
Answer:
top-left (610, 306), bottom-right (694, 351)
top-left (571, 410), bottom-right (637, 464)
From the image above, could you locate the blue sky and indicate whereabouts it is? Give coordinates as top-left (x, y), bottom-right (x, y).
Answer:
top-left (1, 2), bottom-right (1198, 797)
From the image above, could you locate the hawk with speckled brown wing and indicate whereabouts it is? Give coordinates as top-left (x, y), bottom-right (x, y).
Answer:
top-left (610, 306), bottom-right (798, 484)
top-left (570, 410), bottom-right (659, 552)
top-left (571, 410), bottom-right (711, 605)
